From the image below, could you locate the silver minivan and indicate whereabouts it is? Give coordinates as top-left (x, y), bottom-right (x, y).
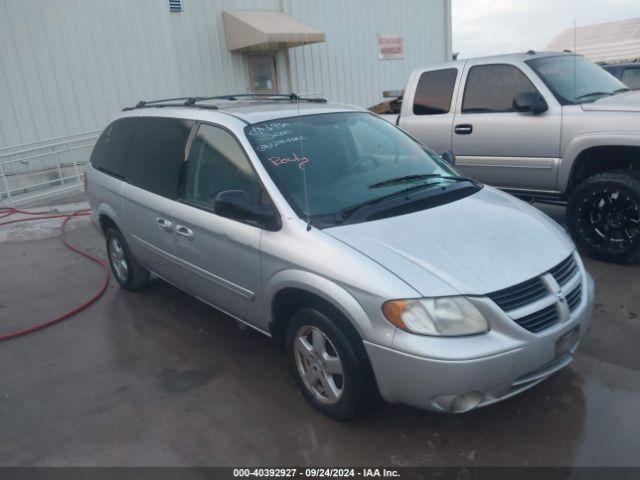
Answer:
top-left (87, 95), bottom-right (595, 420)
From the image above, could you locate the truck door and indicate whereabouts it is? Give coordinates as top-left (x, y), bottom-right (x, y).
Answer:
top-left (399, 67), bottom-right (460, 155)
top-left (452, 61), bottom-right (561, 193)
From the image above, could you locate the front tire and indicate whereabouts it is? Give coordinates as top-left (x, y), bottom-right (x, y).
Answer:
top-left (106, 228), bottom-right (150, 290)
top-left (286, 308), bottom-right (370, 421)
top-left (567, 170), bottom-right (640, 264)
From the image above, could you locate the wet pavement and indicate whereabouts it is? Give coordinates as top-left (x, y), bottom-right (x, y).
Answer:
top-left (0, 209), bottom-right (639, 467)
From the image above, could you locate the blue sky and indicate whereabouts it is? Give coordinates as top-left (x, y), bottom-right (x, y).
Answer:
top-left (453, 0), bottom-right (640, 58)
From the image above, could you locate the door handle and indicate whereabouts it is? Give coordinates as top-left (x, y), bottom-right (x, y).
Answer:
top-left (454, 124), bottom-right (473, 135)
top-left (175, 225), bottom-right (194, 240)
top-left (155, 217), bottom-right (173, 232)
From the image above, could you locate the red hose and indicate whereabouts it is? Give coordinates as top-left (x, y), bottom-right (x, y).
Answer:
top-left (0, 206), bottom-right (110, 341)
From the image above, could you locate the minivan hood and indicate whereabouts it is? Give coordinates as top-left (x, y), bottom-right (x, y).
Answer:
top-left (581, 90), bottom-right (640, 112)
top-left (325, 187), bottom-right (574, 296)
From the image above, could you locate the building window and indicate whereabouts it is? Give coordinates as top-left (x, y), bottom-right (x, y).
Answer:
top-left (247, 55), bottom-right (278, 94)
top-left (169, 0), bottom-right (183, 12)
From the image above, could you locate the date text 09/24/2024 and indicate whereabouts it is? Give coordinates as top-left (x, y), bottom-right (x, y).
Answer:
top-left (233, 468), bottom-right (400, 478)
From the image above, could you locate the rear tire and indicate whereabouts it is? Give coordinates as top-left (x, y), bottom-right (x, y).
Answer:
top-left (106, 228), bottom-right (150, 290)
top-left (567, 170), bottom-right (640, 264)
top-left (286, 307), bottom-right (371, 421)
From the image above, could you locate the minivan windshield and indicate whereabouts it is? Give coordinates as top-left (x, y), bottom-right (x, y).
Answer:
top-left (527, 55), bottom-right (629, 105)
top-left (245, 112), bottom-right (478, 226)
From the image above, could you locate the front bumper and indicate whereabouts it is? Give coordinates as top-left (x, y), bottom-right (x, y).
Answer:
top-left (364, 272), bottom-right (595, 413)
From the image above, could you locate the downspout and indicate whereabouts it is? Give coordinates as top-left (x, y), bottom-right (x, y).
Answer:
top-left (444, 0), bottom-right (453, 61)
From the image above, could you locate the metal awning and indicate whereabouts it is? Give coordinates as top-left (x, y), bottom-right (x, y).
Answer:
top-left (222, 10), bottom-right (325, 52)
top-left (547, 17), bottom-right (640, 63)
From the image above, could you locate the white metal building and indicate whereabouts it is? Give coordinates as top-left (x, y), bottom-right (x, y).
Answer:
top-left (547, 17), bottom-right (640, 64)
top-left (0, 0), bottom-right (451, 166)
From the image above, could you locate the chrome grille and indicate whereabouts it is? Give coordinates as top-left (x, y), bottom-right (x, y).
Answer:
top-left (515, 304), bottom-right (559, 333)
top-left (566, 285), bottom-right (582, 312)
top-left (488, 277), bottom-right (548, 311)
top-left (488, 254), bottom-right (582, 334)
top-left (549, 255), bottom-right (578, 286)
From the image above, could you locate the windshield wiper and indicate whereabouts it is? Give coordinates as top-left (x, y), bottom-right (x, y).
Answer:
top-left (369, 173), bottom-right (473, 189)
top-left (336, 182), bottom-right (448, 224)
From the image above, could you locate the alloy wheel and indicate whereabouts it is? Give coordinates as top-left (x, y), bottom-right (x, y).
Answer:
top-left (293, 325), bottom-right (344, 405)
top-left (109, 237), bottom-right (129, 282)
top-left (577, 188), bottom-right (640, 252)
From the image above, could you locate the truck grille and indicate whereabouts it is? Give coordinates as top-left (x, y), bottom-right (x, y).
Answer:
top-left (488, 254), bottom-right (582, 334)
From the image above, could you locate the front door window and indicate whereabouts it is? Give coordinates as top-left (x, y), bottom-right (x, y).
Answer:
top-left (247, 55), bottom-right (278, 93)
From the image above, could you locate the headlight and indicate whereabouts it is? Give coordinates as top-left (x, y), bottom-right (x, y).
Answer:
top-left (382, 297), bottom-right (489, 336)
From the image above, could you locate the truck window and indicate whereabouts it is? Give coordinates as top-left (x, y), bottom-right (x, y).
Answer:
top-left (621, 67), bottom-right (640, 89)
top-left (413, 69), bottom-right (457, 115)
top-left (462, 64), bottom-right (537, 113)
top-left (126, 117), bottom-right (195, 199)
top-left (90, 118), bottom-right (138, 179)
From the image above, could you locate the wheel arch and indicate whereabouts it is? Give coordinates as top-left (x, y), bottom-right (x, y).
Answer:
top-left (97, 203), bottom-right (121, 237)
top-left (562, 134), bottom-right (640, 195)
top-left (265, 270), bottom-right (375, 345)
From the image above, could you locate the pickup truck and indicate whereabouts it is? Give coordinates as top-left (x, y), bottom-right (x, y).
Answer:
top-left (385, 51), bottom-right (640, 264)
top-left (602, 63), bottom-right (640, 90)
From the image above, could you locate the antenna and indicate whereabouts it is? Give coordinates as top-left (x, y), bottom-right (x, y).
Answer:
top-left (573, 18), bottom-right (577, 101)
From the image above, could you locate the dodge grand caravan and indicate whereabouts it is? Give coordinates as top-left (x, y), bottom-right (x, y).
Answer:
top-left (87, 94), bottom-right (595, 420)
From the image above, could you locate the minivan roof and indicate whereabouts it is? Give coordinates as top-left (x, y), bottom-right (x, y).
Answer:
top-left (118, 97), bottom-right (365, 125)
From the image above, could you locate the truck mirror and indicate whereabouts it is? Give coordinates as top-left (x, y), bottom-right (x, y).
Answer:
top-left (513, 92), bottom-right (548, 114)
top-left (441, 150), bottom-right (456, 166)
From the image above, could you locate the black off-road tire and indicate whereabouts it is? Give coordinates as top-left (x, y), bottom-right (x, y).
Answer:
top-left (285, 307), bottom-right (374, 421)
top-left (105, 227), bottom-right (151, 290)
top-left (567, 170), bottom-right (640, 264)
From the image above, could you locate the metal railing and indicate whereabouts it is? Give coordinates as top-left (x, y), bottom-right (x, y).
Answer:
top-left (0, 131), bottom-right (100, 207)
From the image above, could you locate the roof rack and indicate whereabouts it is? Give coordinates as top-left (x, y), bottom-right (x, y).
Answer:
top-left (122, 93), bottom-right (327, 111)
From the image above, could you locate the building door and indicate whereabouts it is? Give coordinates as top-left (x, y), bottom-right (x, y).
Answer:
top-left (247, 54), bottom-right (278, 93)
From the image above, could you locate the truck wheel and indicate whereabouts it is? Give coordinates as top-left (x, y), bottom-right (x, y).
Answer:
top-left (286, 307), bottom-right (371, 421)
top-left (106, 228), bottom-right (151, 290)
top-left (567, 170), bottom-right (640, 264)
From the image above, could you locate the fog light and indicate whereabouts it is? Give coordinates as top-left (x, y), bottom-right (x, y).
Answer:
top-left (451, 391), bottom-right (484, 413)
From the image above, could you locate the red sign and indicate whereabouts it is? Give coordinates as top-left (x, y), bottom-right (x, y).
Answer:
top-left (378, 34), bottom-right (403, 60)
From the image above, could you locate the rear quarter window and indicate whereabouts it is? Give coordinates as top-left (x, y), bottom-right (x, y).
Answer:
top-left (621, 67), bottom-right (640, 89)
top-left (90, 118), bottom-right (138, 178)
top-left (413, 68), bottom-right (458, 115)
top-left (126, 117), bottom-right (195, 199)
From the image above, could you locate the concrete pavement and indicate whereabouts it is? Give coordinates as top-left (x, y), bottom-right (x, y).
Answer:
top-left (0, 214), bottom-right (639, 466)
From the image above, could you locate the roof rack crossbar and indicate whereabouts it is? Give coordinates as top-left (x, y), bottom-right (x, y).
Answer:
top-left (123, 92), bottom-right (327, 111)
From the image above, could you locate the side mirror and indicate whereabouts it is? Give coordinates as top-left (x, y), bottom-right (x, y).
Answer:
top-left (214, 190), bottom-right (281, 231)
top-left (441, 150), bottom-right (456, 166)
top-left (513, 91), bottom-right (548, 114)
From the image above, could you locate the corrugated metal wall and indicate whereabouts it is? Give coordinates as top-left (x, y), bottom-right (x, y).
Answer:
top-left (0, 0), bottom-right (450, 152)
top-left (285, 0), bottom-right (450, 108)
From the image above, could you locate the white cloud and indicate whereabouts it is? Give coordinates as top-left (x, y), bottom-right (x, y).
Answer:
top-left (453, 0), bottom-right (640, 58)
